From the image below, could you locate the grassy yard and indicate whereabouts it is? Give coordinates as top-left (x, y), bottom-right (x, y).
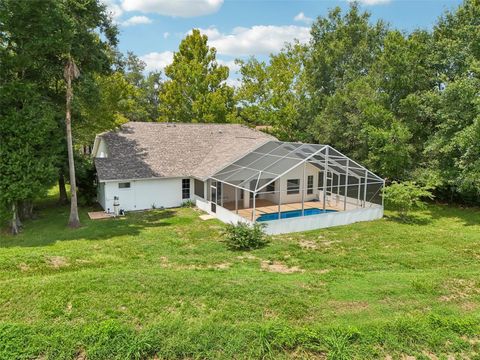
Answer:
top-left (0, 196), bottom-right (479, 359)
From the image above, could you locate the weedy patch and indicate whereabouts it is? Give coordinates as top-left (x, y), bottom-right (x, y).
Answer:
top-left (439, 278), bottom-right (480, 302)
top-left (299, 240), bottom-right (318, 250)
top-left (261, 260), bottom-right (303, 274)
top-left (45, 256), bottom-right (69, 269)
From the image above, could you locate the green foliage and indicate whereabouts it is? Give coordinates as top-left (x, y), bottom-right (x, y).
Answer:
top-left (0, 82), bottom-right (58, 227)
top-left (181, 200), bottom-right (195, 208)
top-left (236, 43), bottom-right (310, 140)
top-left (159, 29), bottom-right (235, 123)
top-left (74, 156), bottom-right (97, 206)
top-left (384, 181), bottom-right (434, 217)
top-left (222, 222), bottom-right (269, 251)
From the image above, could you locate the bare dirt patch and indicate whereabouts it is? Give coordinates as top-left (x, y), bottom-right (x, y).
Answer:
top-left (329, 300), bottom-right (369, 314)
top-left (439, 278), bottom-right (480, 302)
top-left (159, 257), bottom-right (231, 271)
top-left (17, 262), bottom-right (30, 272)
top-left (299, 240), bottom-right (318, 250)
top-left (261, 260), bottom-right (303, 274)
top-left (46, 256), bottom-right (69, 269)
top-left (74, 349), bottom-right (87, 360)
top-left (237, 254), bottom-right (258, 260)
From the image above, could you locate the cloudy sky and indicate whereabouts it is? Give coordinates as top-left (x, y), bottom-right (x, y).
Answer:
top-left (104, 0), bottom-right (463, 83)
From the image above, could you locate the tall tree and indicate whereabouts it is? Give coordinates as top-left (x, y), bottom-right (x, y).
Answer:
top-left (159, 29), bottom-right (235, 123)
top-left (0, 83), bottom-right (57, 234)
top-left (64, 58), bottom-right (81, 227)
top-left (236, 43), bottom-right (310, 140)
top-left (0, 0), bottom-right (118, 228)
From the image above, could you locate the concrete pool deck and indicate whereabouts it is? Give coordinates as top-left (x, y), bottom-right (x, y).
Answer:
top-left (222, 199), bottom-right (343, 221)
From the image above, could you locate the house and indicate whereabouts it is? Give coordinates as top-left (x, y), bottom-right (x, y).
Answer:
top-left (92, 122), bottom-right (384, 234)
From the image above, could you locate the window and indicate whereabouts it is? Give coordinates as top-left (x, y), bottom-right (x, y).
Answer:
top-left (194, 179), bottom-right (204, 198)
top-left (287, 179), bottom-right (300, 195)
top-left (182, 179), bottom-right (190, 199)
top-left (318, 171), bottom-right (324, 188)
top-left (118, 182), bottom-right (130, 189)
top-left (266, 182), bottom-right (275, 193)
top-left (307, 175), bottom-right (314, 194)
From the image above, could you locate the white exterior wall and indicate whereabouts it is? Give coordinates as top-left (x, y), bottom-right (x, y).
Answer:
top-left (259, 162), bottom-right (321, 203)
top-left (263, 206), bottom-right (383, 235)
top-left (195, 198), bottom-right (251, 226)
top-left (97, 182), bottom-right (106, 209)
top-left (100, 177), bottom-right (193, 212)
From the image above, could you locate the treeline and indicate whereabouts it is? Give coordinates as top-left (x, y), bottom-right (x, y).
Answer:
top-left (1, 1), bottom-right (479, 233)
top-left (235, 2), bottom-right (479, 204)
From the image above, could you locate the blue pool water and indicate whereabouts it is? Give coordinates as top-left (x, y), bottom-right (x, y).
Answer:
top-left (256, 208), bottom-right (337, 222)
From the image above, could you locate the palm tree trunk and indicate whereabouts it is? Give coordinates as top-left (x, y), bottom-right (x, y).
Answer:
top-left (65, 58), bottom-right (80, 228)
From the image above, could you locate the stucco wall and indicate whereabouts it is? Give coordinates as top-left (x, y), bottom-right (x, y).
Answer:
top-left (270, 162), bottom-right (322, 203)
top-left (100, 177), bottom-right (193, 212)
top-left (97, 182), bottom-right (106, 209)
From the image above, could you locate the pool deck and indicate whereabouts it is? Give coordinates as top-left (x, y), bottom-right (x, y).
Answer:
top-left (223, 199), bottom-right (343, 221)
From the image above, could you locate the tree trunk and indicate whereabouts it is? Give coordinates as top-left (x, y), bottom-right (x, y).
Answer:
top-left (11, 202), bottom-right (19, 235)
top-left (58, 171), bottom-right (68, 205)
top-left (20, 200), bottom-right (33, 220)
top-left (65, 58), bottom-right (80, 228)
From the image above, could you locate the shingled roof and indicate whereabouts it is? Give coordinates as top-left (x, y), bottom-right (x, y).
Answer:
top-left (94, 122), bottom-right (276, 181)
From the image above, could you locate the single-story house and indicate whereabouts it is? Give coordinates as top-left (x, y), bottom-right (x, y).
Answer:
top-left (92, 122), bottom-right (384, 234)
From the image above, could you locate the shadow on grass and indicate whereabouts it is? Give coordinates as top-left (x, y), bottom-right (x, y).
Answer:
top-left (0, 203), bottom-right (178, 248)
top-left (385, 204), bottom-right (480, 227)
top-left (384, 213), bottom-right (433, 225)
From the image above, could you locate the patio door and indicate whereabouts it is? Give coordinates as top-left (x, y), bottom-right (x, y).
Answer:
top-left (210, 181), bottom-right (222, 213)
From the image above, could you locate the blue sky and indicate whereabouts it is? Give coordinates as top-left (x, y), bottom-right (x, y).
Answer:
top-left (104, 0), bottom-right (463, 83)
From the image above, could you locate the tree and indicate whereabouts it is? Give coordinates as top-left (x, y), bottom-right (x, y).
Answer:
top-left (115, 52), bottom-right (163, 122)
top-left (306, 3), bottom-right (387, 109)
top-left (0, 83), bottom-right (58, 234)
top-left (236, 43), bottom-right (310, 140)
top-left (159, 29), bottom-right (235, 123)
top-left (311, 77), bottom-right (414, 180)
top-left (384, 181), bottom-right (434, 219)
top-left (0, 0), bottom-right (118, 227)
top-left (64, 58), bottom-right (81, 227)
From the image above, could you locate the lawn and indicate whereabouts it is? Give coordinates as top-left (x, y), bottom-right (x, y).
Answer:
top-left (0, 195), bottom-right (479, 359)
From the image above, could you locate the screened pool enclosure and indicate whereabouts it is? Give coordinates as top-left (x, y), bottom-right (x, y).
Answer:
top-left (205, 141), bottom-right (384, 232)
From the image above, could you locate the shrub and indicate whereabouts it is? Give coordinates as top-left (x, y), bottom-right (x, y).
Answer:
top-left (222, 222), bottom-right (269, 251)
top-left (384, 181), bottom-right (434, 218)
top-left (181, 200), bottom-right (195, 208)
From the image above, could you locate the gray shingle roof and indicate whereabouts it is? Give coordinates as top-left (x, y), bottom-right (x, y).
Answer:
top-left (94, 122), bottom-right (276, 181)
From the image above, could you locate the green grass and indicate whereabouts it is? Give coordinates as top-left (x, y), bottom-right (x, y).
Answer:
top-left (0, 194), bottom-right (479, 359)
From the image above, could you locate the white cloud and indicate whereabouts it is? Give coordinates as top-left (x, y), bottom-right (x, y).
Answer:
top-left (121, 15), bottom-right (152, 26)
top-left (121, 0), bottom-right (223, 17)
top-left (102, 0), bottom-right (123, 20)
top-left (217, 59), bottom-right (240, 74)
top-left (195, 25), bottom-right (311, 56)
top-left (294, 12), bottom-right (313, 24)
top-left (163, 32), bottom-right (170, 39)
top-left (225, 77), bottom-right (242, 88)
top-left (349, 0), bottom-right (391, 5)
top-left (140, 51), bottom-right (174, 72)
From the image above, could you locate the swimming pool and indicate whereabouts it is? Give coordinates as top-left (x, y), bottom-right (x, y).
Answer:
top-left (256, 208), bottom-right (337, 222)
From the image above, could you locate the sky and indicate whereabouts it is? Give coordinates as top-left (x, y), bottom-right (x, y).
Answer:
top-left (103, 0), bottom-right (463, 84)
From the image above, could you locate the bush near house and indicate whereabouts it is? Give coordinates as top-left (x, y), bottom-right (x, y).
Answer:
top-left (222, 222), bottom-right (269, 250)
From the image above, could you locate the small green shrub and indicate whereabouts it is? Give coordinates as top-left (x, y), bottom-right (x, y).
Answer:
top-left (181, 200), bottom-right (195, 208)
top-left (222, 222), bottom-right (269, 251)
top-left (384, 181), bottom-right (434, 218)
